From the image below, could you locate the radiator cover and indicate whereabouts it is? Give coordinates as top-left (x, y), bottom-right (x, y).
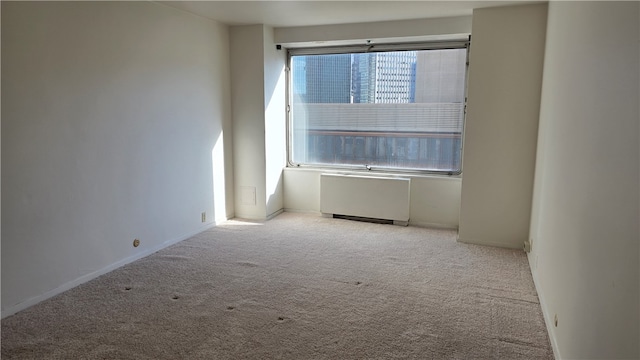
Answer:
top-left (320, 174), bottom-right (411, 225)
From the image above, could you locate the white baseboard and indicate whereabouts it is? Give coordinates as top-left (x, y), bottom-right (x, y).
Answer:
top-left (408, 220), bottom-right (458, 230)
top-left (232, 208), bottom-right (285, 222)
top-left (1, 221), bottom-right (220, 319)
top-left (457, 236), bottom-right (524, 250)
top-left (266, 208), bottom-right (284, 220)
top-left (281, 212), bottom-right (456, 230)
top-left (283, 208), bottom-right (322, 216)
top-left (528, 256), bottom-right (561, 360)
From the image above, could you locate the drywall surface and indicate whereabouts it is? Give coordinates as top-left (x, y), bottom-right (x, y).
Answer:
top-left (528, 2), bottom-right (639, 358)
top-left (263, 27), bottom-right (286, 218)
top-left (1, 1), bottom-right (232, 315)
top-left (283, 168), bottom-right (322, 214)
top-left (230, 25), bottom-right (287, 220)
top-left (283, 168), bottom-right (461, 229)
top-left (409, 176), bottom-right (462, 228)
top-left (458, 3), bottom-right (547, 249)
top-left (274, 16), bottom-right (471, 46)
top-left (230, 25), bottom-right (268, 219)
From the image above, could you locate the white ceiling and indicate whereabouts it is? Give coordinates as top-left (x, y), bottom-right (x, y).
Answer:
top-left (159, 1), bottom-right (541, 28)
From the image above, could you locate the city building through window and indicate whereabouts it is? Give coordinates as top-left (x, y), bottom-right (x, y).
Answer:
top-left (288, 42), bottom-right (468, 174)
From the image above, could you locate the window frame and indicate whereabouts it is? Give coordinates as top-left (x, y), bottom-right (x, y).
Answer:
top-left (286, 39), bottom-right (470, 176)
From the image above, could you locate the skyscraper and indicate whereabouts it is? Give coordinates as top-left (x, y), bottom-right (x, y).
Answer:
top-left (352, 53), bottom-right (375, 103)
top-left (304, 54), bottom-right (351, 103)
top-left (351, 51), bottom-right (417, 104)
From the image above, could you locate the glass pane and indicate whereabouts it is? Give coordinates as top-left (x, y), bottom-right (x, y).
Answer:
top-left (290, 48), bottom-right (466, 172)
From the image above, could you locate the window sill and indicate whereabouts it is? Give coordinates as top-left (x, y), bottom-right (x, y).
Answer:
top-left (283, 165), bottom-right (462, 180)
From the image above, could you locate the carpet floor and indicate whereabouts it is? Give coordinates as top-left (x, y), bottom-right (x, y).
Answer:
top-left (2, 212), bottom-right (553, 359)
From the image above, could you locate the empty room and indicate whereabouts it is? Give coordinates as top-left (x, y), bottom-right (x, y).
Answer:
top-left (1, 1), bottom-right (638, 359)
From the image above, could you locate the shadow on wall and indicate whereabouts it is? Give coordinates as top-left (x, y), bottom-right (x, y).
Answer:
top-left (267, 175), bottom-right (284, 218)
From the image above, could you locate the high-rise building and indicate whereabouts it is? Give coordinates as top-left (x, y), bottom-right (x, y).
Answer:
top-left (351, 51), bottom-right (417, 104)
top-left (304, 54), bottom-right (351, 103)
top-left (352, 53), bottom-right (375, 103)
top-left (372, 51), bottom-right (417, 103)
top-left (291, 57), bottom-right (307, 98)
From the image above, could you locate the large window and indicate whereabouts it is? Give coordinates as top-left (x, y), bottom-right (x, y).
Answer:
top-left (288, 41), bottom-right (468, 174)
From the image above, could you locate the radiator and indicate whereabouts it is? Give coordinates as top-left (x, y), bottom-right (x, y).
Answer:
top-left (320, 174), bottom-right (411, 225)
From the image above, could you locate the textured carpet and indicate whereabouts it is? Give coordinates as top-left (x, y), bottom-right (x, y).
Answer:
top-left (2, 212), bottom-right (553, 359)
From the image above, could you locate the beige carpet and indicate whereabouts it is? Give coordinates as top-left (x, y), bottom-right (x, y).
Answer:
top-left (2, 212), bottom-right (553, 359)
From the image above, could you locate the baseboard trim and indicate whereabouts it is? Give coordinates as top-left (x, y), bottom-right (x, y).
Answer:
top-left (1, 221), bottom-right (220, 319)
top-left (457, 236), bottom-right (524, 250)
top-left (528, 256), bottom-right (561, 360)
top-left (281, 212), bottom-right (457, 230)
top-left (232, 209), bottom-right (285, 222)
top-left (283, 208), bottom-right (322, 216)
top-left (408, 220), bottom-right (458, 230)
top-left (266, 208), bottom-right (284, 220)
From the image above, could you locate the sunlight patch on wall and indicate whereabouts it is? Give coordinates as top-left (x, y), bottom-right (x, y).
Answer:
top-left (212, 131), bottom-right (227, 223)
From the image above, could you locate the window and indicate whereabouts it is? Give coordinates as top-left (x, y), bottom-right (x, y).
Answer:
top-left (287, 41), bottom-right (469, 174)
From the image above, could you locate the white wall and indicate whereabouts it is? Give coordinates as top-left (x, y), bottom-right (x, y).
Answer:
top-left (458, 3), bottom-right (547, 248)
top-left (529, 2), bottom-right (639, 358)
top-left (230, 25), bottom-right (268, 219)
top-left (230, 25), bottom-right (286, 220)
top-left (263, 27), bottom-right (287, 217)
top-left (1, 1), bottom-right (232, 316)
top-left (284, 168), bottom-right (462, 229)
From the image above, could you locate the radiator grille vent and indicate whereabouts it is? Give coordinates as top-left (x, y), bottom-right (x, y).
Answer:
top-left (333, 214), bottom-right (394, 225)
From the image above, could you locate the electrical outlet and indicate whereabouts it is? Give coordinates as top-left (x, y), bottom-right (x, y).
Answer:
top-left (201, 212), bottom-right (206, 222)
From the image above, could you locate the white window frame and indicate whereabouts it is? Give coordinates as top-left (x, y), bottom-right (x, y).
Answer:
top-left (286, 39), bottom-right (470, 176)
